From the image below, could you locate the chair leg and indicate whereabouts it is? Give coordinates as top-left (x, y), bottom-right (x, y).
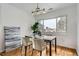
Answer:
top-left (46, 46), bottom-right (47, 55)
top-left (40, 51), bottom-right (42, 56)
top-left (32, 49), bottom-right (34, 56)
top-left (46, 43), bottom-right (48, 55)
top-left (3, 50), bottom-right (6, 56)
top-left (20, 46), bottom-right (23, 56)
top-left (29, 45), bottom-right (30, 49)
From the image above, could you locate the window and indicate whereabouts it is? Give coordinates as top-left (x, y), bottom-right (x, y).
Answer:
top-left (39, 16), bottom-right (67, 34)
top-left (44, 19), bottom-right (56, 33)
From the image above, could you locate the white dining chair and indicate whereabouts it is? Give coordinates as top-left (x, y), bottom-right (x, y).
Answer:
top-left (22, 36), bottom-right (32, 56)
top-left (32, 38), bottom-right (47, 56)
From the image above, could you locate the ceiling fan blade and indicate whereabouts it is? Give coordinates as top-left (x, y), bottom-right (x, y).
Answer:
top-left (45, 8), bottom-right (53, 13)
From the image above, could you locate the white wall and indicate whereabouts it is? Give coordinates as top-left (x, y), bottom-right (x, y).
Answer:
top-left (35, 5), bottom-right (77, 49)
top-left (0, 4), bottom-right (5, 52)
top-left (1, 4), bottom-right (35, 36)
top-left (0, 4), bottom-right (4, 52)
top-left (77, 4), bottom-right (79, 56)
top-left (0, 6), bottom-right (1, 25)
top-left (0, 4), bottom-right (35, 52)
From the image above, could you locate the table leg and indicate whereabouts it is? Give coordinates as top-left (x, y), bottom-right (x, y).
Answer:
top-left (25, 46), bottom-right (27, 56)
top-left (55, 38), bottom-right (57, 54)
top-left (49, 41), bottom-right (52, 56)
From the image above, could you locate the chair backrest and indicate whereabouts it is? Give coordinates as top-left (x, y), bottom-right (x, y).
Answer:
top-left (32, 38), bottom-right (45, 51)
top-left (22, 36), bottom-right (30, 46)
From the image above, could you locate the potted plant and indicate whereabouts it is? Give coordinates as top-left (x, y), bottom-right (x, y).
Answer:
top-left (31, 22), bottom-right (41, 38)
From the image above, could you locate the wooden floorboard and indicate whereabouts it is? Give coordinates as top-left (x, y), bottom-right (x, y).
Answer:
top-left (1, 45), bottom-right (77, 56)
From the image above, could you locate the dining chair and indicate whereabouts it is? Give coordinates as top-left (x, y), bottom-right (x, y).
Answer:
top-left (22, 36), bottom-right (32, 56)
top-left (32, 38), bottom-right (47, 56)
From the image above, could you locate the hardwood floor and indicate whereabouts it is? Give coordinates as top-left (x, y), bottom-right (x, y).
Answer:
top-left (1, 45), bottom-right (77, 56)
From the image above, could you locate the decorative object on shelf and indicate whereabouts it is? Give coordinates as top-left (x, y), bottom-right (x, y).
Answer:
top-left (4, 26), bottom-right (21, 52)
top-left (31, 22), bottom-right (41, 38)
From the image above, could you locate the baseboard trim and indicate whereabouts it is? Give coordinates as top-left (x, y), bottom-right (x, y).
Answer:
top-left (76, 50), bottom-right (79, 56)
top-left (57, 45), bottom-right (76, 50)
top-left (76, 50), bottom-right (78, 56)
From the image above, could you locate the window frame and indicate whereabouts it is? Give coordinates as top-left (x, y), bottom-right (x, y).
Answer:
top-left (38, 15), bottom-right (67, 33)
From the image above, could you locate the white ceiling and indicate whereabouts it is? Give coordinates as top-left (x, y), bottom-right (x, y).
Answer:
top-left (9, 3), bottom-right (76, 14)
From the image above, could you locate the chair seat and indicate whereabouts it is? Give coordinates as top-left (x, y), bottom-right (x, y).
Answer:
top-left (23, 41), bottom-right (32, 46)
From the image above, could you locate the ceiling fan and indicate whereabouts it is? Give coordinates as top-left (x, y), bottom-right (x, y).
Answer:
top-left (32, 3), bottom-right (53, 16)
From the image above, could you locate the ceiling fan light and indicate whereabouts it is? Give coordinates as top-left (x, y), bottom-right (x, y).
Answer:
top-left (32, 4), bottom-right (52, 16)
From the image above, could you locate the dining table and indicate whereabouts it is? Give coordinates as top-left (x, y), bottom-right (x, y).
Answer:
top-left (25, 35), bottom-right (57, 56)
